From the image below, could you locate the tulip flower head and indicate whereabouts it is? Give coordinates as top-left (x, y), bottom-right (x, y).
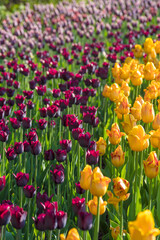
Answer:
top-left (87, 196), bottom-right (107, 215)
top-left (143, 151), bottom-right (160, 179)
top-left (113, 177), bottom-right (130, 200)
top-left (107, 123), bottom-right (125, 145)
top-left (128, 210), bottom-right (160, 240)
top-left (111, 145), bottom-right (125, 168)
top-left (121, 114), bottom-right (137, 134)
top-left (80, 165), bottom-right (93, 190)
top-left (96, 137), bottom-right (107, 156)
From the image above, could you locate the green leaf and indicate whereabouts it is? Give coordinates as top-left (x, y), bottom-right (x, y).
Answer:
top-left (5, 232), bottom-right (14, 240)
top-left (156, 183), bottom-right (160, 222)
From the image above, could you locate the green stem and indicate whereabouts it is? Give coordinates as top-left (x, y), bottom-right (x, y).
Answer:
top-left (83, 231), bottom-right (86, 240)
top-left (1, 225), bottom-right (6, 240)
top-left (93, 196), bottom-right (100, 240)
top-left (16, 230), bottom-right (21, 240)
top-left (139, 151), bottom-right (143, 185)
top-left (77, 143), bottom-right (80, 180)
top-left (57, 184), bottom-right (61, 209)
top-left (120, 201), bottom-right (123, 239)
top-left (48, 166), bottom-right (51, 197)
top-left (134, 151), bottom-right (138, 219)
top-left (41, 232), bottom-right (43, 240)
top-left (49, 230), bottom-right (52, 240)
top-left (149, 179), bottom-right (152, 210)
top-left (85, 190), bottom-right (88, 211)
top-left (57, 229), bottom-right (60, 240)
top-left (35, 155), bottom-right (38, 189)
top-left (20, 187), bottom-right (23, 208)
top-left (100, 156), bottom-right (102, 169)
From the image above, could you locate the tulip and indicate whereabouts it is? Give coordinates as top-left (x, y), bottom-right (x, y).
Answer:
top-left (72, 197), bottom-right (85, 215)
top-left (144, 38), bottom-right (154, 54)
top-left (33, 213), bottom-right (46, 231)
top-left (44, 149), bottom-right (55, 161)
top-left (111, 145), bottom-right (125, 168)
top-left (78, 211), bottom-right (93, 231)
top-left (143, 151), bottom-right (160, 179)
top-left (30, 140), bottom-right (42, 155)
top-left (11, 206), bottom-right (27, 229)
top-left (5, 146), bottom-right (17, 161)
top-left (0, 131), bottom-right (8, 142)
top-left (13, 172), bottom-right (29, 187)
top-left (10, 118), bottom-right (21, 129)
top-left (121, 114), bottom-right (137, 134)
top-left (14, 142), bottom-right (24, 154)
top-left (51, 164), bottom-right (65, 184)
top-left (107, 191), bottom-right (121, 211)
top-left (72, 128), bottom-right (84, 140)
top-left (23, 185), bottom-right (36, 198)
top-left (115, 96), bottom-right (131, 115)
top-left (86, 150), bottom-right (99, 165)
top-left (96, 137), bottom-right (107, 156)
top-left (130, 100), bottom-right (142, 121)
top-left (107, 123), bottom-right (125, 145)
top-left (75, 182), bottom-right (85, 194)
top-left (80, 165), bottom-right (93, 190)
top-left (132, 44), bottom-right (143, 58)
top-left (22, 117), bottom-right (32, 129)
top-left (44, 209), bottom-right (57, 230)
top-left (55, 149), bottom-right (67, 162)
top-left (0, 203), bottom-right (11, 226)
top-left (130, 69), bottom-right (143, 86)
top-left (141, 101), bottom-right (155, 123)
top-left (23, 141), bottom-right (31, 152)
top-left (108, 83), bottom-right (121, 102)
top-left (128, 210), bottom-right (160, 240)
top-left (60, 139), bottom-right (72, 153)
top-left (57, 211), bottom-right (67, 229)
top-left (102, 84), bottom-right (111, 98)
top-left (78, 132), bottom-right (91, 148)
top-left (36, 192), bottom-right (53, 210)
top-left (152, 112), bottom-right (160, 130)
top-left (37, 119), bottom-right (48, 130)
top-left (62, 228), bottom-right (80, 240)
top-left (150, 129), bottom-right (160, 149)
top-left (127, 125), bottom-right (150, 151)
top-left (87, 196), bottom-right (107, 215)
top-left (112, 62), bottom-right (121, 78)
top-left (121, 81), bottom-right (130, 97)
top-left (0, 176), bottom-right (6, 191)
top-left (113, 177), bottom-right (130, 200)
top-left (143, 62), bottom-right (156, 81)
top-left (90, 167), bottom-right (111, 197)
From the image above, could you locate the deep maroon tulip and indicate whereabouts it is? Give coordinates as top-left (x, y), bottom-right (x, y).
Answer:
top-left (0, 87), bottom-right (5, 96)
top-left (13, 81), bottom-right (20, 89)
top-left (88, 141), bottom-right (97, 151)
top-left (90, 89), bottom-right (96, 97)
top-left (78, 132), bottom-right (91, 148)
top-left (33, 213), bottom-right (46, 231)
top-left (83, 112), bottom-right (95, 125)
top-left (13, 172), bottom-right (29, 187)
top-left (69, 119), bottom-right (83, 131)
top-left (91, 78), bottom-right (100, 88)
top-left (82, 88), bottom-right (91, 97)
top-left (72, 197), bottom-right (85, 215)
top-left (18, 103), bottom-right (27, 112)
top-left (23, 185), bottom-right (36, 198)
top-left (23, 90), bottom-right (33, 99)
top-left (72, 128), bottom-right (84, 140)
top-left (36, 192), bottom-right (53, 210)
top-left (2, 105), bottom-right (11, 116)
top-left (5, 146), bottom-right (17, 161)
top-left (11, 206), bottom-right (27, 229)
top-left (92, 116), bottom-right (99, 128)
top-left (44, 149), bottom-right (55, 161)
top-left (6, 88), bottom-right (15, 97)
top-left (51, 164), bottom-right (64, 184)
top-left (36, 85), bottom-right (46, 96)
top-left (30, 141), bottom-right (42, 155)
top-left (41, 201), bottom-right (58, 214)
top-left (15, 94), bottom-right (25, 105)
top-left (0, 98), bottom-right (6, 106)
top-left (27, 100), bottom-right (35, 110)
top-left (0, 203), bottom-right (11, 226)
top-left (47, 105), bottom-right (60, 118)
top-left (43, 98), bottom-right (50, 105)
top-left (60, 139), bottom-right (72, 153)
top-left (52, 89), bottom-right (61, 98)
top-left (49, 120), bottom-right (56, 128)
top-left (23, 140), bottom-right (31, 152)
top-left (75, 182), bottom-right (85, 195)
top-left (59, 83), bottom-right (67, 92)
top-left (0, 176), bottom-right (6, 191)
top-left (57, 211), bottom-right (67, 229)
top-left (84, 78), bottom-right (92, 86)
top-left (44, 210), bottom-right (57, 230)
top-left (29, 80), bottom-right (36, 90)
top-left (95, 67), bottom-right (108, 79)
top-left (22, 117), bottom-right (32, 129)
top-left (39, 107), bottom-right (47, 118)
top-left (14, 142), bottom-right (24, 154)
top-left (10, 118), bottom-right (21, 129)
top-left (86, 150), bottom-right (99, 165)
top-left (37, 119), bottom-right (48, 130)
top-left (6, 99), bottom-right (14, 107)
top-left (78, 211), bottom-right (93, 230)
top-left (55, 149), bottom-right (67, 162)
top-left (59, 99), bottom-right (69, 111)
top-left (79, 96), bottom-right (88, 106)
top-left (14, 110), bottom-right (26, 122)
top-left (26, 130), bottom-right (38, 143)
top-left (0, 131), bottom-right (8, 142)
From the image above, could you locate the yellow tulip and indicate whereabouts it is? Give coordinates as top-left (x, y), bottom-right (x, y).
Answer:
top-left (119, 63), bottom-right (130, 80)
top-left (127, 125), bottom-right (150, 151)
top-left (128, 210), bottom-right (160, 240)
top-left (154, 40), bottom-right (160, 54)
top-left (150, 129), bottom-right (160, 149)
top-left (152, 112), bottom-right (160, 130)
top-left (66, 228), bottom-right (80, 240)
top-left (110, 226), bottom-right (127, 240)
top-left (121, 114), bottom-right (137, 134)
top-left (121, 81), bottom-right (130, 97)
top-left (107, 191), bottom-right (121, 211)
top-left (102, 84), bottom-right (111, 98)
top-left (109, 83), bottom-right (121, 102)
top-left (144, 38), bottom-right (154, 54)
top-left (115, 96), bottom-right (131, 115)
top-left (143, 151), bottom-right (160, 179)
top-left (130, 69), bottom-right (143, 86)
top-left (80, 165), bottom-right (93, 190)
top-left (141, 101), bottom-right (155, 123)
top-left (144, 62), bottom-right (156, 81)
top-left (132, 44), bottom-right (143, 58)
top-left (96, 137), bottom-right (107, 156)
top-left (111, 145), bottom-right (125, 168)
top-left (87, 196), bottom-right (107, 215)
top-left (112, 62), bottom-right (121, 78)
top-left (113, 177), bottom-right (130, 200)
top-left (90, 167), bottom-right (111, 197)
top-left (107, 123), bottom-right (125, 145)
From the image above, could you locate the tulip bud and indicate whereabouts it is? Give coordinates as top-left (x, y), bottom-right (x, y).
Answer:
top-left (44, 149), bottom-right (55, 161)
top-left (33, 213), bottom-right (46, 231)
top-left (111, 145), bottom-right (125, 168)
top-left (107, 123), bottom-right (125, 145)
top-left (113, 177), bottom-right (130, 200)
top-left (51, 164), bottom-right (65, 184)
top-left (87, 196), bottom-right (107, 215)
top-left (96, 137), bottom-right (107, 156)
top-left (30, 141), bottom-right (42, 155)
top-left (5, 146), bottom-right (17, 161)
top-left (141, 101), bottom-right (155, 123)
top-left (143, 151), bottom-right (160, 179)
top-left (14, 142), bottom-right (24, 154)
top-left (80, 165), bottom-right (93, 190)
top-left (36, 192), bottom-right (53, 210)
top-left (55, 149), bottom-right (67, 162)
top-left (22, 117), bottom-right (32, 129)
top-left (0, 203), bottom-right (11, 226)
top-left (13, 172), bottom-right (29, 187)
top-left (37, 119), bottom-right (48, 130)
top-left (57, 211), bottom-right (67, 229)
top-left (86, 150), bottom-right (99, 165)
top-left (23, 140), bottom-right (31, 152)
top-left (10, 118), bottom-right (21, 129)
top-left (0, 176), bottom-right (6, 191)
top-left (75, 182), bottom-right (85, 194)
top-left (78, 132), bottom-right (91, 148)
top-left (60, 139), bottom-right (72, 153)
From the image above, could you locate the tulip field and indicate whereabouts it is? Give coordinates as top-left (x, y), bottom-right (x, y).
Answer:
top-left (2, 0), bottom-right (160, 239)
